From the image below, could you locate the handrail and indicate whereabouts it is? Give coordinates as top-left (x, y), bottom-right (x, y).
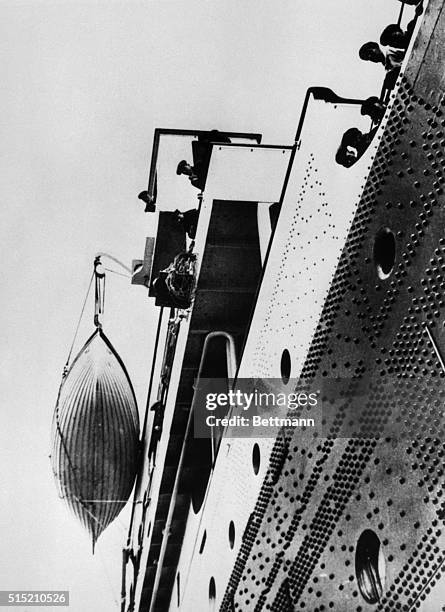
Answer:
top-left (295, 87), bottom-right (366, 145)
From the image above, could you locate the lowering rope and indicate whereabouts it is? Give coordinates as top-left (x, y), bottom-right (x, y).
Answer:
top-left (64, 271), bottom-right (94, 373)
top-left (59, 250), bottom-right (130, 373)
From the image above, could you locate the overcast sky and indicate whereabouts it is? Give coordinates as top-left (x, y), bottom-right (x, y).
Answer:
top-left (1, 1), bottom-right (404, 610)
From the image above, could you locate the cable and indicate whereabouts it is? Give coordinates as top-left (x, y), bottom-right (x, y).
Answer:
top-left (96, 546), bottom-right (121, 610)
top-left (65, 272), bottom-right (94, 368)
top-left (103, 267), bottom-right (131, 279)
top-left (95, 252), bottom-right (132, 275)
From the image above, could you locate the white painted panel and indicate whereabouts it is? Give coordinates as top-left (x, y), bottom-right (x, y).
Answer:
top-left (156, 135), bottom-right (261, 212)
top-left (243, 98), bottom-right (379, 380)
top-left (205, 145), bottom-right (292, 203)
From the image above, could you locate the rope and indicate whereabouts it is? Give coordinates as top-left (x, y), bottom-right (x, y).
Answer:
top-left (53, 415), bottom-right (100, 543)
top-left (73, 493), bottom-right (106, 529)
top-left (65, 272), bottom-right (94, 369)
top-left (95, 252), bottom-right (132, 275)
top-left (97, 550), bottom-right (121, 610)
top-left (104, 267), bottom-right (131, 279)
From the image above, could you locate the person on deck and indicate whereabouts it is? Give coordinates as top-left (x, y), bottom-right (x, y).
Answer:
top-left (361, 96), bottom-right (386, 124)
top-left (138, 190), bottom-right (156, 212)
top-left (359, 41), bottom-right (405, 90)
top-left (176, 129), bottom-right (231, 191)
top-left (360, 0), bottom-right (423, 92)
top-left (151, 401), bottom-right (165, 437)
top-left (176, 160), bottom-right (204, 191)
top-left (174, 208), bottom-right (199, 240)
top-left (147, 400), bottom-right (165, 462)
top-left (380, 24), bottom-right (411, 50)
top-left (335, 127), bottom-right (378, 168)
top-left (380, 2), bottom-right (423, 49)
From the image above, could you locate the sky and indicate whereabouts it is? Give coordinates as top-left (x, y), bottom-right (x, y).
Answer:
top-left (0, 1), bottom-right (405, 610)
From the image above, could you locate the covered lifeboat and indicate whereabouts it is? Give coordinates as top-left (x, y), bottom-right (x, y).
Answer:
top-left (50, 258), bottom-right (140, 549)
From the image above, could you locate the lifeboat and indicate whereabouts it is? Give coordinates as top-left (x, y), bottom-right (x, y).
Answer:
top-left (51, 258), bottom-right (140, 549)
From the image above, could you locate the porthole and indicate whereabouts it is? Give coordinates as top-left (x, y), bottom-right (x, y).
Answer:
top-left (373, 227), bottom-right (396, 280)
top-left (209, 577), bottom-right (216, 611)
top-left (252, 443), bottom-right (261, 475)
top-left (355, 529), bottom-right (386, 604)
top-left (199, 530), bottom-right (207, 554)
top-left (228, 521), bottom-right (235, 549)
top-left (280, 349), bottom-right (291, 384)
